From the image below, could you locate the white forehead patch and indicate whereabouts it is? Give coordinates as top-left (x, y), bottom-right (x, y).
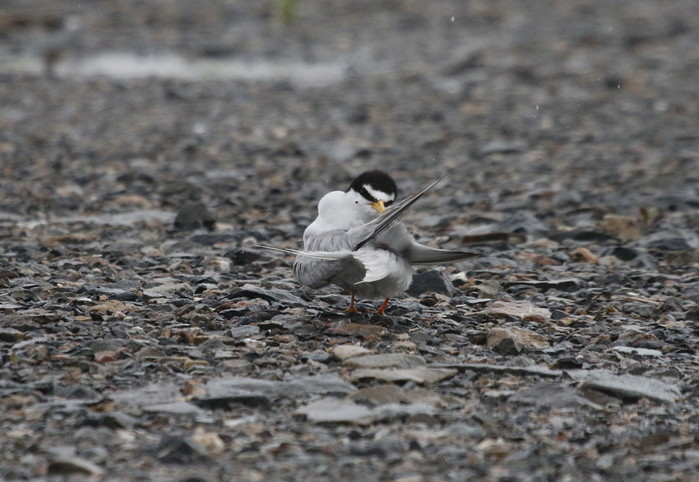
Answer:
top-left (363, 184), bottom-right (395, 203)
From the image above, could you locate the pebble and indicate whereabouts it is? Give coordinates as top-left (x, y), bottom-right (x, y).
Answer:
top-left (406, 270), bottom-right (454, 297)
top-left (173, 203), bottom-right (216, 231)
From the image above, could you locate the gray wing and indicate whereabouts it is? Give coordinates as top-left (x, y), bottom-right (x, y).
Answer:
top-left (353, 171), bottom-right (452, 250)
top-left (370, 223), bottom-right (478, 265)
top-left (404, 241), bottom-right (478, 265)
top-left (293, 230), bottom-right (366, 289)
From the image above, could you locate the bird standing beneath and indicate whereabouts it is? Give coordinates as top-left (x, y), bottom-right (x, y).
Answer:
top-left (260, 170), bottom-right (476, 314)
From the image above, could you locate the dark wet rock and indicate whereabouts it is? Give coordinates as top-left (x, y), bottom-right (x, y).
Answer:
top-left (47, 456), bottom-right (104, 477)
top-left (0, 327), bottom-right (26, 342)
top-left (488, 334), bottom-right (522, 355)
top-left (82, 411), bottom-right (138, 429)
top-left (552, 358), bottom-right (585, 370)
top-left (636, 229), bottom-right (699, 251)
top-left (225, 248), bottom-right (263, 265)
top-left (602, 246), bottom-right (659, 269)
top-left (173, 203), bottom-right (216, 231)
top-left (151, 436), bottom-right (210, 464)
top-left (229, 283), bottom-right (308, 306)
top-left (406, 270), bottom-right (454, 296)
top-left (502, 277), bottom-right (582, 291)
top-left (54, 384), bottom-right (102, 402)
top-left (383, 300), bottom-right (426, 316)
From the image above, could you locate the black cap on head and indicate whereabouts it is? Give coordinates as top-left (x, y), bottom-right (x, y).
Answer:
top-left (347, 170), bottom-right (398, 204)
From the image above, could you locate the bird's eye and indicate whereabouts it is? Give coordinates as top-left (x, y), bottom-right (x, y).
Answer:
top-left (385, 200), bottom-right (394, 206)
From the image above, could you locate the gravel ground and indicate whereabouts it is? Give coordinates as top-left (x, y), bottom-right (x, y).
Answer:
top-left (1, 1), bottom-right (698, 481)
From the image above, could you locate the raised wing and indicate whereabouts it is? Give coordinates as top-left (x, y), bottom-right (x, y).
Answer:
top-left (404, 242), bottom-right (477, 265)
top-left (353, 171), bottom-right (452, 250)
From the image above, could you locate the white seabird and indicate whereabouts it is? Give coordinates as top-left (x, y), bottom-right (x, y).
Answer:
top-left (261, 170), bottom-right (476, 314)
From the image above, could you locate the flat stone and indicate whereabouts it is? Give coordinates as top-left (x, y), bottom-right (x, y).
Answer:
top-left (110, 382), bottom-right (182, 407)
top-left (331, 344), bottom-right (374, 361)
top-left (343, 353), bottom-right (426, 369)
top-left (197, 374), bottom-right (356, 409)
top-left (296, 398), bottom-right (374, 425)
top-left (509, 382), bottom-right (599, 409)
top-left (431, 363), bottom-right (562, 378)
top-left (613, 346), bottom-right (663, 357)
top-left (286, 375), bottom-right (357, 396)
top-left (480, 300), bottom-right (551, 322)
top-left (567, 370), bottom-right (680, 404)
top-left (142, 282), bottom-right (191, 299)
top-left (371, 403), bottom-right (436, 421)
top-left (349, 384), bottom-right (463, 408)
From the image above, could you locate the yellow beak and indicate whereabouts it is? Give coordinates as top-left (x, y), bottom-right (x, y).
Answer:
top-left (370, 200), bottom-right (385, 214)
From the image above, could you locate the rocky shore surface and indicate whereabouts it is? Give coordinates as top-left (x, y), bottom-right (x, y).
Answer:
top-left (1, 1), bottom-right (698, 480)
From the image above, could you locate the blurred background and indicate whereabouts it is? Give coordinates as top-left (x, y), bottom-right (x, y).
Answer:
top-left (0, 0), bottom-right (697, 238)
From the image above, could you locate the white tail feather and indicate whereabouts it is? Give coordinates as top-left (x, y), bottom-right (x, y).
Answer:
top-left (255, 245), bottom-right (352, 261)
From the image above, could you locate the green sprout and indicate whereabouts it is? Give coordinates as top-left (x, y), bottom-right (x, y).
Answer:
top-left (275, 0), bottom-right (298, 25)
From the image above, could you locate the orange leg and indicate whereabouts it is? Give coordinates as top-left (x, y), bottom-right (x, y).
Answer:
top-left (343, 292), bottom-right (359, 314)
top-left (375, 298), bottom-right (390, 315)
